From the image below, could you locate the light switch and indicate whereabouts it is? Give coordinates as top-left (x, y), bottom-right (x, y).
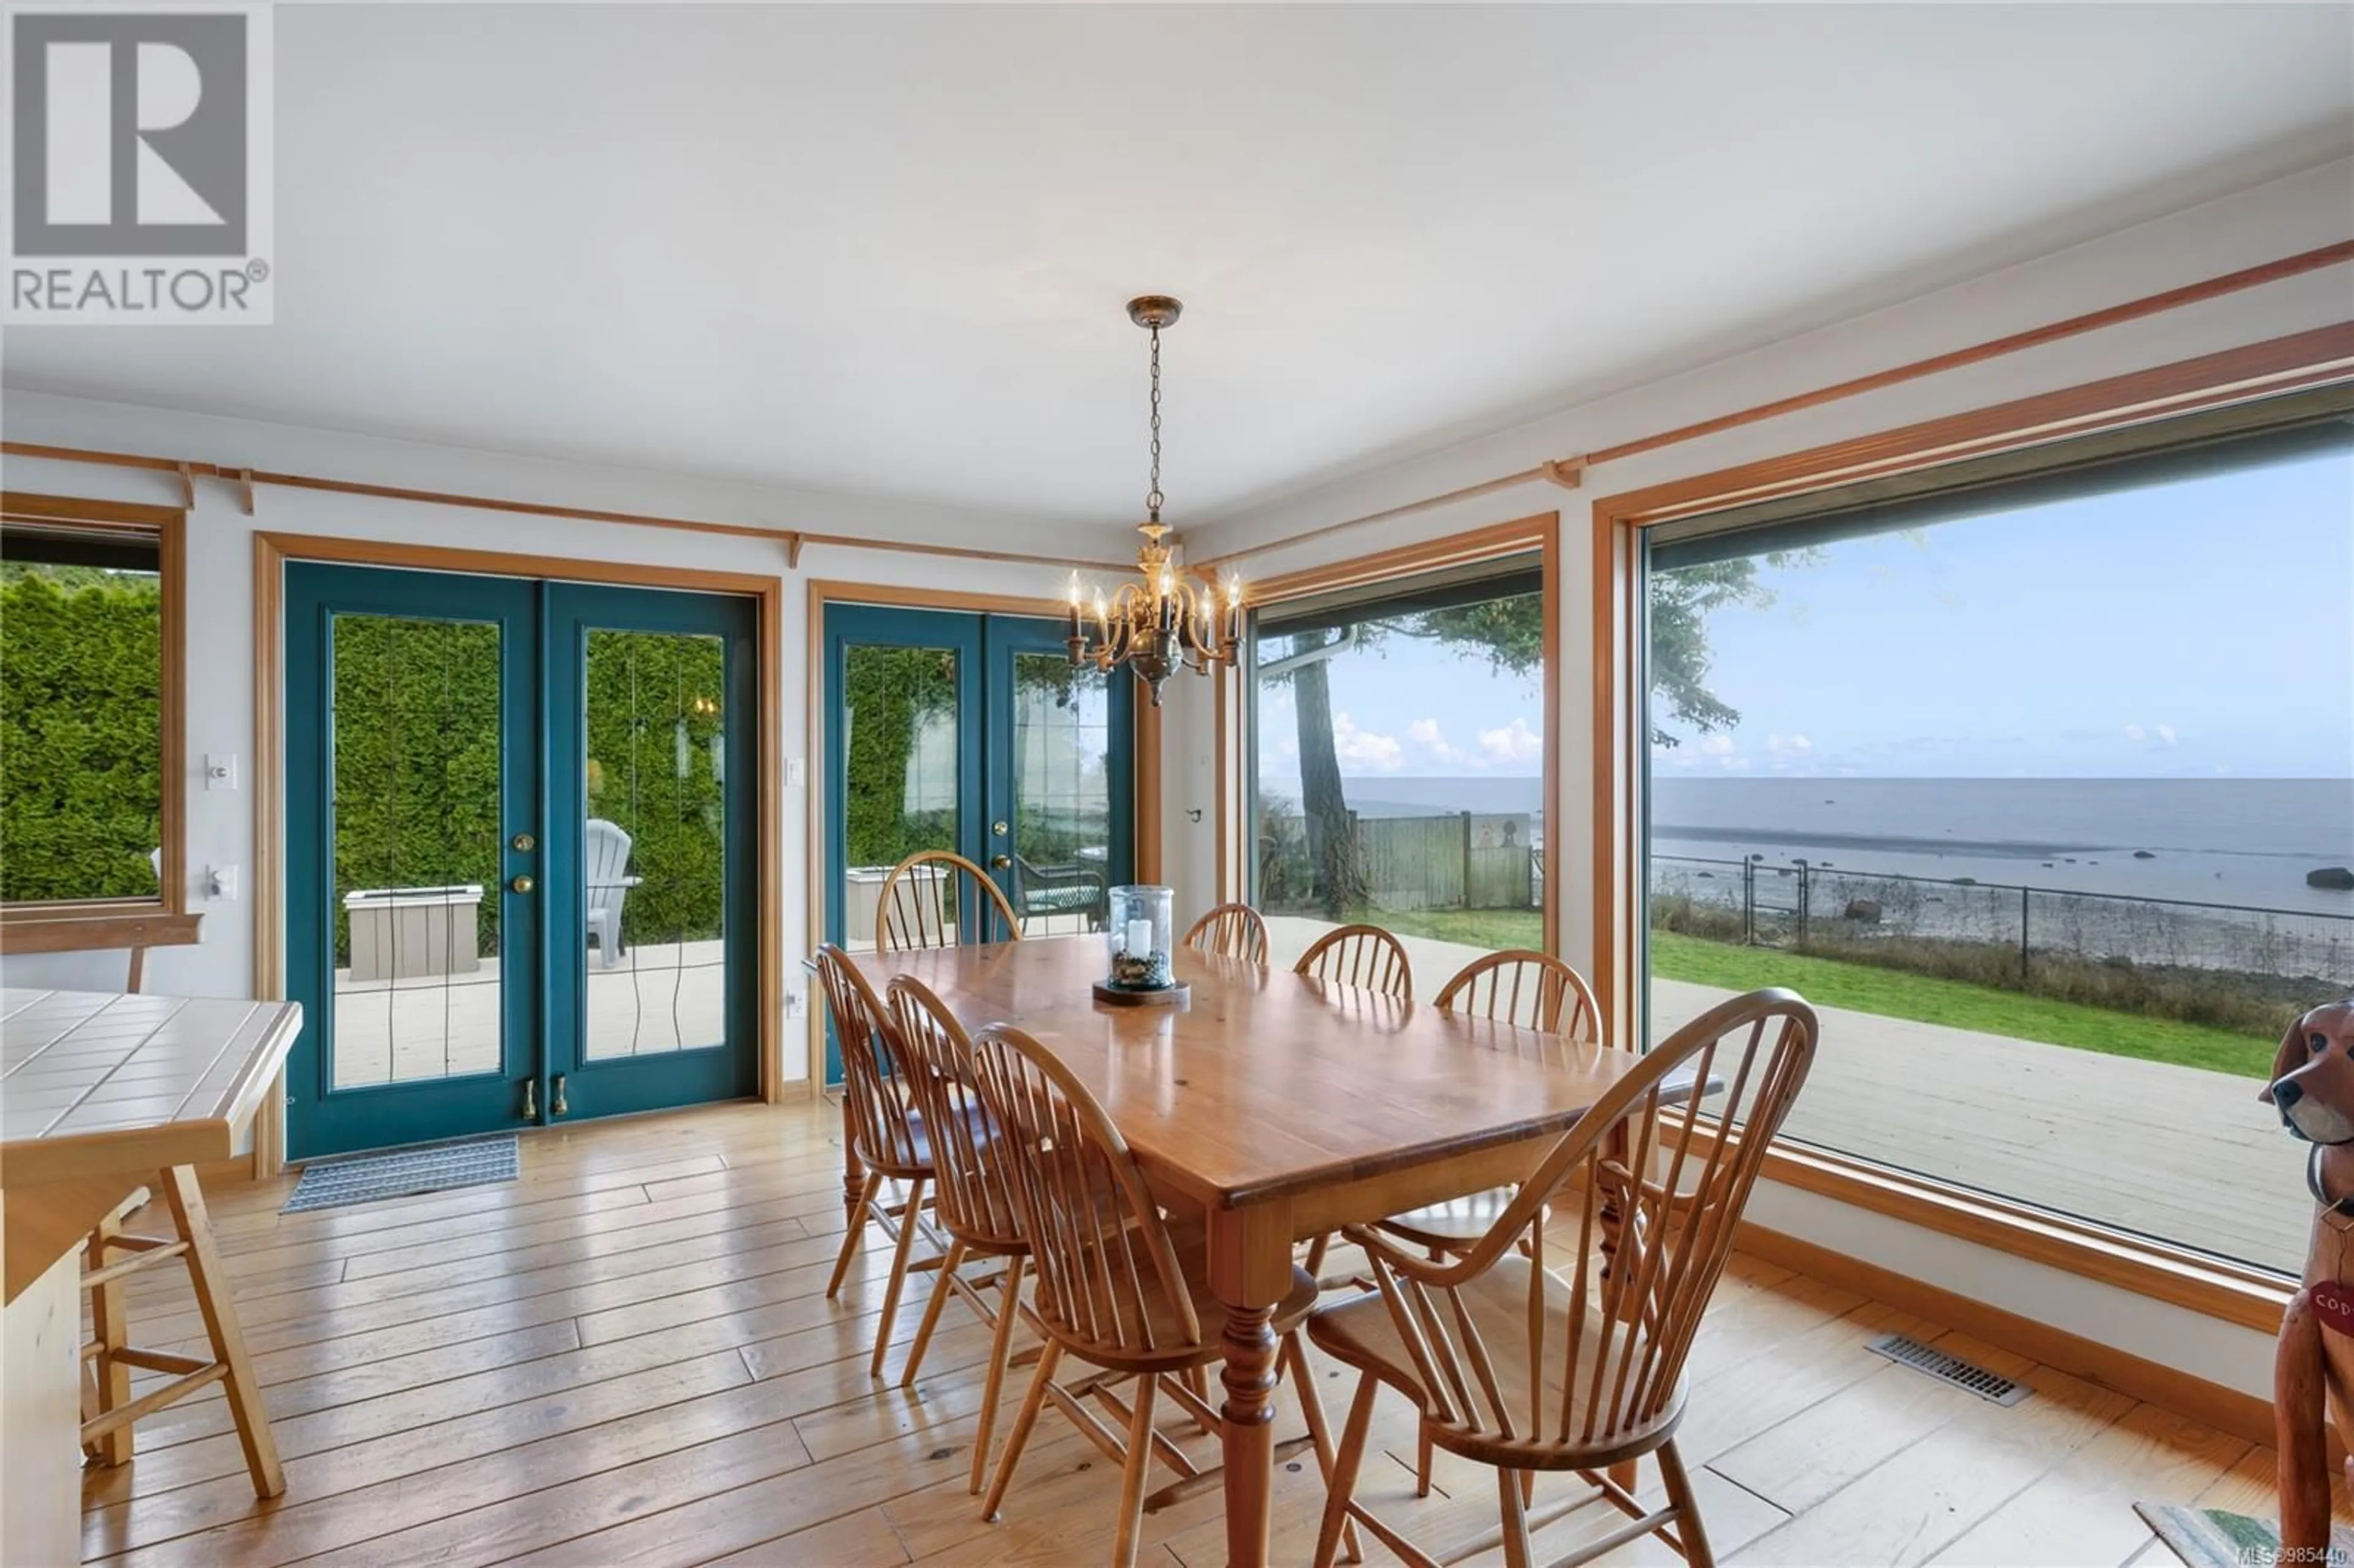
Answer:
top-left (207, 864), bottom-right (238, 900)
top-left (785, 757), bottom-right (806, 788)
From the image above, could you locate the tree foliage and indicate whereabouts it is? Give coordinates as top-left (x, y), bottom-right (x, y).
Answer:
top-left (0, 569), bottom-right (163, 900)
top-left (842, 645), bottom-right (958, 867)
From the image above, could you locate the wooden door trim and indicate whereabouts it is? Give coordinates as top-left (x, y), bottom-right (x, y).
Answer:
top-left (251, 532), bottom-right (787, 1176)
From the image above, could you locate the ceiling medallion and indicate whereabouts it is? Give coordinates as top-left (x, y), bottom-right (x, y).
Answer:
top-left (1066, 295), bottom-right (1241, 707)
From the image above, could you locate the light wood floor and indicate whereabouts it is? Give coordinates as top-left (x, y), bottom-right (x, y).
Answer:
top-left (85, 1097), bottom-right (2339, 1567)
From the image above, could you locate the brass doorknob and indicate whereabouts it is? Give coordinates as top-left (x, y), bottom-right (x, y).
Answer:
top-left (510, 874), bottom-right (535, 894)
top-left (991, 855), bottom-right (1011, 869)
top-left (511, 832), bottom-right (536, 852)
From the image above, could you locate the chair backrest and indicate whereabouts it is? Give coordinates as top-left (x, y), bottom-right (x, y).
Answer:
top-left (585, 819), bottom-right (633, 901)
top-left (1344, 988), bottom-right (1817, 1461)
top-left (963, 1022), bottom-right (1202, 1359)
top-left (1434, 950), bottom-right (1601, 1045)
top-left (1182, 902), bottom-right (1269, 965)
top-left (877, 850), bottom-right (1022, 953)
top-left (814, 944), bottom-right (926, 1174)
top-left (887, 975), bottom-right (1025, 1252)
top-left (1293, 922), bottom-right (1412, 1000)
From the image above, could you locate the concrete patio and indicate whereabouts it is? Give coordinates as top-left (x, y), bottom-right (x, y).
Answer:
top-left (1264, 915), bottom-right (2306, 1276)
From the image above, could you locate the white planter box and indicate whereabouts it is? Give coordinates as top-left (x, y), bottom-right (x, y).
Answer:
top-left (343, 885), bottom-right (486, 981)
top-left (842, 864), bottom-right (945, 948)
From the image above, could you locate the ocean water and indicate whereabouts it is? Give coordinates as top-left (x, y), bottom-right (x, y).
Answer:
top-left (1650, 777), bottom-right (2354, 918)
top-left (1301, 775), bottom-right (2354, 917)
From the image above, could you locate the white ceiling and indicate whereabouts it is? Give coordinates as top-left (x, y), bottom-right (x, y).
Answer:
top-left (6, 4), bottom-right (2350, 533)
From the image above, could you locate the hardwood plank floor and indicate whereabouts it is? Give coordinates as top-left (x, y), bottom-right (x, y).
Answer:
top-left (78, 1097), bottom-right (2337, 1566)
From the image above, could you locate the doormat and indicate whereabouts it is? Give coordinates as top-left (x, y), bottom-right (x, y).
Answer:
top-left (282, 1135), bottom-right (520, 1214)
top-left (2136, 1502), bottom-right (2354, 1568)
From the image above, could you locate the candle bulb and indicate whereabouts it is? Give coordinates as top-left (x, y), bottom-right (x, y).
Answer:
top-left (1067, 571), bottom-right (1082, 642)
top-left (1125, 916), bottom-right (1153, 958)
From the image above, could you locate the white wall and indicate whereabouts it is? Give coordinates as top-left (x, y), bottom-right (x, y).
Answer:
top-left (0, 392), bottom-right (1079, 1080)
top-left (1162, 156), bottom-right (2354, 1398)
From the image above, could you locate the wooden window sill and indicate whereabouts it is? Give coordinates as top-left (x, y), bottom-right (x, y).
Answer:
top-left (1758, 1139), bottom-right (2293, 1331)
top-left (0, 908), bottom-right (203, 955)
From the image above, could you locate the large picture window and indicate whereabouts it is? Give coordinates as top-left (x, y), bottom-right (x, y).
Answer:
top-left (1248, 546), bottom-right (1552, 987)
top-left (0, 493), bottom-right (184, 923)
top-left (1639, 392), bottom-right (2354, 1276)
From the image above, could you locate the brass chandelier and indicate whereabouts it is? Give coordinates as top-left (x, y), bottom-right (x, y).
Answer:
top-left (1066, 295), bottom-right (1241, 707)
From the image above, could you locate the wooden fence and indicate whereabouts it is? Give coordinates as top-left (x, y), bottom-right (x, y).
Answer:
top-left (1355, 811), bottom-right (1534, 911)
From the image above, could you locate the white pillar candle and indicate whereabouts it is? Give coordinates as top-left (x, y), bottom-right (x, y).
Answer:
top-left (1125, 917), bottom-right (1154, 957)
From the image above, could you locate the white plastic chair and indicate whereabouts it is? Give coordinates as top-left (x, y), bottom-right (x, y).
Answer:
top-left (584, 818), bottom-right (641, 967)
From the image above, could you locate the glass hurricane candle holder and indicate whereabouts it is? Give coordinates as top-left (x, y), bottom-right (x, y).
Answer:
top-left (1103, 884), bottom-right (1175, 991)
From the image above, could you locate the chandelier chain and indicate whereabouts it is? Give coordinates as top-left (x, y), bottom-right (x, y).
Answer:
top-left (1146, 324), bottom-right (1164, 522)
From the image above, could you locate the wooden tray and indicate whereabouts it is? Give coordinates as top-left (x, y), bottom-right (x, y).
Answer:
top-left (1092, 981), bottom-right (1191, 1009)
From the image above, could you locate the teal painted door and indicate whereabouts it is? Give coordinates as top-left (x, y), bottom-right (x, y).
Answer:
top-left (285, 564), bottom-right (759, 1160)
top-left (821, 606), bottom-right (1133, 1082)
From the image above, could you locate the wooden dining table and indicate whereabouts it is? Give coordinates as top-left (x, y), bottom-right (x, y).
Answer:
top-left (851, 936), bottom-right (1643, 1568)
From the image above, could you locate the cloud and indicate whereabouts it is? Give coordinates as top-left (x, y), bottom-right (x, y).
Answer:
top-left (1697, 734), bottom-right (1736, 757)
top-left (1331, 710), bottom-right (1402, 772)
top-left (1478, 717), bottom-right (1542, 765)
top-left (2155, 723), bottom-right (2178, 747)
top-left (2122, 723), bottom-right (2146, 743)
top-left (1765, 733), bottom-right (1813, 755)
top-left (1408, 717), bottom-right (1482, 767)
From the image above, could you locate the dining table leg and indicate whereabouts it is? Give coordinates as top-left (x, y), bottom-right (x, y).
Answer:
top-left (1208, 1200), bottom-right (1293, 1568)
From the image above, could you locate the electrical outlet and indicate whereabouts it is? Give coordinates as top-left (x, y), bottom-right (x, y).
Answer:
top-left (207, 864), bottom-right (238, 900)
top-left (204, 753), bottom-right (237, 790)
top-left (783, 989), bottom-right (807, 1019)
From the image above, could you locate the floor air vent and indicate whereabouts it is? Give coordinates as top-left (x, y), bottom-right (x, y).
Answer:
top-left (1863, 1333), bottom-right (2030, 1406)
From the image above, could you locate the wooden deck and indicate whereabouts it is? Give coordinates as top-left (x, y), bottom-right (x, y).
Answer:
top-left (1265, 918), bottom-right (2309, 1275)
top-left (83, 1096), bottom-right (2336, 1566)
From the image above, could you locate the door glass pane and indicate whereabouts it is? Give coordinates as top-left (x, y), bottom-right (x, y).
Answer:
top-left (840, 644), bottom-right (960, 951)
top-left (582, 630), bottom-right (728, 1059)
top-left (330, 614), bottom-right (503, 1088)
top-left (1011, 652), bottom-right (1110, 936)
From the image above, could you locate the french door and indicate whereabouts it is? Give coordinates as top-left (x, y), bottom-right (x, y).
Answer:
top-left (284, 563), bottom-right (760, 1160)
top-left (821, 604), bottom-right (1134, 1079)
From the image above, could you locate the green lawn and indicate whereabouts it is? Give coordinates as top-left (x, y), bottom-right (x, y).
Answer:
top-left (1352, 905), bottom-right (2274, 1078)
top-left (1647, 931), bottom-right (2274, 1079)
top-left (1363, 906), bottom-right (1545, 951)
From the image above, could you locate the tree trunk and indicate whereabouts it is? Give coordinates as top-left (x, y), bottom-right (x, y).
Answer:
top-left (1292, 640), bottom-right (1362, 920)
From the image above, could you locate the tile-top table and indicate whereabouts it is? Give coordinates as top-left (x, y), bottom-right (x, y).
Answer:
top-left (2, 988), bottom-right (303, 1565)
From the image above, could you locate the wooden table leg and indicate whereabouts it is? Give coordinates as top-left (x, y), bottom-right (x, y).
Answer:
top-left (1207, 1201), bottom-right (1293, 1568)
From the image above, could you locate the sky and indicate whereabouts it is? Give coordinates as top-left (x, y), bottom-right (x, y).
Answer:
top-left (1257, 445), bottom-right (2354, 794)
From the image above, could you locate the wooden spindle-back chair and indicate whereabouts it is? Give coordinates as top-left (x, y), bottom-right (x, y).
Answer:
top-left (961, 1022), bottom-right (1344, 1567)
top-left (1293, 922), bottom-right (1412, 1000)
top-left (1181, 901), bottom-right (1269, 964)
top-left (877, 848), bottom-right (1022, 953)
top-left (1432, 949), bottom-right (1600, 1041)
top-left (885, 975), bottom-right (1038, 1493)
top-left (1379, 948), bottom-right (1610, 1493)
top-left (1307, 988), bottom-right (1820, 1568)
top-left (814, 943), bottom-right (941, 1379)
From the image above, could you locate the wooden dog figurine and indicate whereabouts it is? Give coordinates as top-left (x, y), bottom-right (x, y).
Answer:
top-left (2263, 997), bottom-right (2354, 1555)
